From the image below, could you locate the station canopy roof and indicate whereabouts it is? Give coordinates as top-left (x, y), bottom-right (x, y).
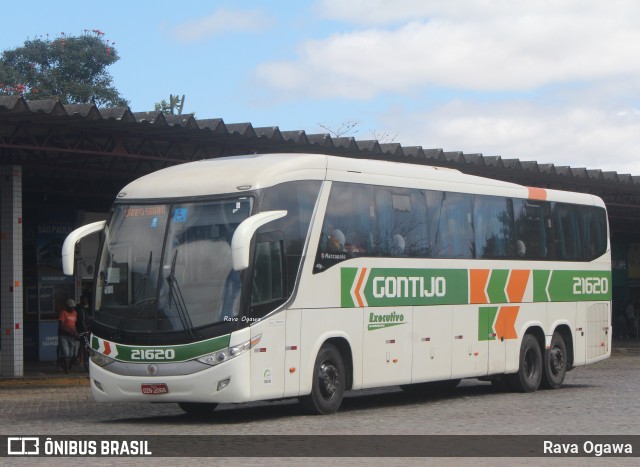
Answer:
top-left (1, 95), bottom-right (639, 239)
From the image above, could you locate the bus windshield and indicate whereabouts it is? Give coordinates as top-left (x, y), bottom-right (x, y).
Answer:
top-left (94, 197), bottom-right (253, 337)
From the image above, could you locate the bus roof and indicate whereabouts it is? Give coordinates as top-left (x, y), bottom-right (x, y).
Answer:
top-left (117, 153), bottom-right (604, 207)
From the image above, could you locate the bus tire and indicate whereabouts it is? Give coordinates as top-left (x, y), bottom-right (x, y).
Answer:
top-left (301, 344), bottom-right (345, 415)
top-left (178, 402), bottom-right (218, 416)
top-left (541, 332), bottom-right (567, 389)
top-left (507, 333), bottom-right (542, 393)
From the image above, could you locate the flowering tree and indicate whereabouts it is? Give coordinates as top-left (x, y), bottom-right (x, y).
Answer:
top-left (0, 30), bottom-right (127, 107)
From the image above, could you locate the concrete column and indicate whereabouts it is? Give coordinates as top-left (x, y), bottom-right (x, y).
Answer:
top-left (0, 166), bottom-right (23, 377)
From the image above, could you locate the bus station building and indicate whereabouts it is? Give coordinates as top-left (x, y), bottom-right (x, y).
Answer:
top-left (1, 96), bottom-right (639, 376)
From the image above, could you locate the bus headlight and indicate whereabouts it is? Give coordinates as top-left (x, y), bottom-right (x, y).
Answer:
top-left (197, 335), bottom-right (261, 367)
top-left (91, 351), bottom-right (116, 367)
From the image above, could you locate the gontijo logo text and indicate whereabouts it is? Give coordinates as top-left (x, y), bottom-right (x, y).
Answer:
top-left (342, 268), bottom-right (467, 308)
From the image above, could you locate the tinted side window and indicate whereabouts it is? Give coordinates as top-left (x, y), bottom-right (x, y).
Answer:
top-left (315, 182), bottom-right (375, 272)
top-left (474, 195), bottom-right (515, 259)
top-left (434, 192), bottom-right (474, 258)
top-left (513, 199), bottom-right (554, 260)
top-left (552, 203), bottom-right (583, 261)
top-left (425, 190), bottom-right (444, 257)
top-left (251, 239), bottom-right (284, 307)
top-left (252, 180), bottom-right (321, 313)
top-left (375, 187), bottom-right (429, 257)
top-left (581, 206), bottom-right (608, 260)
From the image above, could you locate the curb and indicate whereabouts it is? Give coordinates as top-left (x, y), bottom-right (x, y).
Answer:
top-left (0, 376), bottom-right (90, 389)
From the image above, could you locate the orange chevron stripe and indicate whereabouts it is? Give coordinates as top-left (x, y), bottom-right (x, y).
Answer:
top-left (470, 269), bottom-right (490, 304)
top-left (495, 306), bottom-right (519, 340)
top-left (354, 268), bottom-right (367, 307)
top-left (506, 269), bottom-right (530, 303)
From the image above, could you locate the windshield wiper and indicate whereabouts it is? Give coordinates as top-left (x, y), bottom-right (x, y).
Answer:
top-left (114, 251), bottom-right (154, 337)
top-left (166, 249), bottom-right (196, 338)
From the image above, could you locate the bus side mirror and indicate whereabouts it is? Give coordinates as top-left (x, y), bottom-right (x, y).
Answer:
top-left (231, 211), bottom-right (287, 271)
top-left (62, 221), bottom-right (106, 275)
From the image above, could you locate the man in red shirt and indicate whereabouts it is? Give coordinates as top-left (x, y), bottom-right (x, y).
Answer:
top-left (58, 299), bottom-right (78, 373)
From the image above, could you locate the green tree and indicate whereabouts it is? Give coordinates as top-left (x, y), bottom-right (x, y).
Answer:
top-left (0, 30), bottom-right (127, 107)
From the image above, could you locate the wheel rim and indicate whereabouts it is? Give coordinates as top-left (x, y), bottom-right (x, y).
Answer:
top-left (549, 345), bottom-right (565, 376)
top-left (318, 360), bottom-right (339, 400)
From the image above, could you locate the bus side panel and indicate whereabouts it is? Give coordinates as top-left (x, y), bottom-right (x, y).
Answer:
top-left (452, 305), bottom-right (488, 379)
top-left (250, 313), bottom-right (286, 401)
top-left (573, 302), bottom-right (587, 366)
top-left (283, 308), bottom-right (302, 398)
top-left (585, 301), bottom-right (611, 363)
top-left (412, 305), bottom-right (452, 383)
top-left (362, 306), bottom-right (412, 388)
top-left (504, 337), bottom-right (521, 374)
top-left (487, 323), bottom-right (506, 375)
top-left (299, 308), bottom-right (364, 396)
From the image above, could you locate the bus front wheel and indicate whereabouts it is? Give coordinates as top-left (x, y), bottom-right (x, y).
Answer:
top-left (541, 332), bottom-right (567, 389)
top-left (508, 333), bottom-right (542, 393)
top-left (301, 344), bottom-right (345, 415)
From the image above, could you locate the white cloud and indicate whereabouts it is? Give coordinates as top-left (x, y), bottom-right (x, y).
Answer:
top-left (256, 3), bottom-right (640, 97)
top-left (171, 8), bottom-right (273, 43)
top-left (317, 0), bottom-right (640, 26)
top-left (250, 1), bottom-right (640, 173)
top-left (391, 99), bottom-right (640, 174)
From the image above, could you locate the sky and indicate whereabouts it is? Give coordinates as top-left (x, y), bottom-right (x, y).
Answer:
top-left (2, 0), bottom-right (640, 174)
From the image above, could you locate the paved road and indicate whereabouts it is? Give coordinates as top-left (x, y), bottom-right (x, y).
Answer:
top-left (1, 353), bottom-right (638, 435)
top-left (1, 353), bottom-right (638, 465)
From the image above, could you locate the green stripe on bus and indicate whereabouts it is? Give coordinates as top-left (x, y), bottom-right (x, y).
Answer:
top-left (111, 334), bottom-right (231, 363)
top-left (533, 270), bottom-right (551, 302)
top-left (545, 270), bottom-right (611, 302)
top-left (478, 306), bottom-right (498, 341)
top-left (487, 270), bottom-right (509, 303)
top-left (342, 267), bottom-right (611, 308)
top-left (341, 268), bottom-right (359, 308)
top-left (341, 267), bottom-right (468, 307)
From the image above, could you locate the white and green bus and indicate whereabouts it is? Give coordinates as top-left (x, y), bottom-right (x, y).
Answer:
top-left (63, 153), bottom-right (611, 415)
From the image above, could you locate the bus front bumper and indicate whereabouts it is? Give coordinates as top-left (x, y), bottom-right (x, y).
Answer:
top-left (88, 352), bottom-right (251, 404)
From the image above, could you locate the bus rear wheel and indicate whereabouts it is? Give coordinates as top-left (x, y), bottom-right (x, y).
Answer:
top-left (301, 344), bottom-right (345, 415)
top-left (508, 333), bottom-right (542, 393)
top-left (541, 332), bottom-right (567, 389)
top-left (178, 402), bottom-right (218, 416)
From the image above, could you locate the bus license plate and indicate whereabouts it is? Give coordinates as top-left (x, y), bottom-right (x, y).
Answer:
top-left (141, 383), bottom-right (169, 395)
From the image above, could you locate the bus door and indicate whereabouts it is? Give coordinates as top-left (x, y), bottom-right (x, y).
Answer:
top-left (412, 305), bottom-right (452, 383)
top-left (362, 306), bottom-right (413, 388)
top-left (250, 315), bottom-right (286, 401)
top-left (283, 308), bottom-right (302, 397)
top-left (451, 305), bottom-right (489, 378)
top-left (485, 305), bottom-right (509, 375)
